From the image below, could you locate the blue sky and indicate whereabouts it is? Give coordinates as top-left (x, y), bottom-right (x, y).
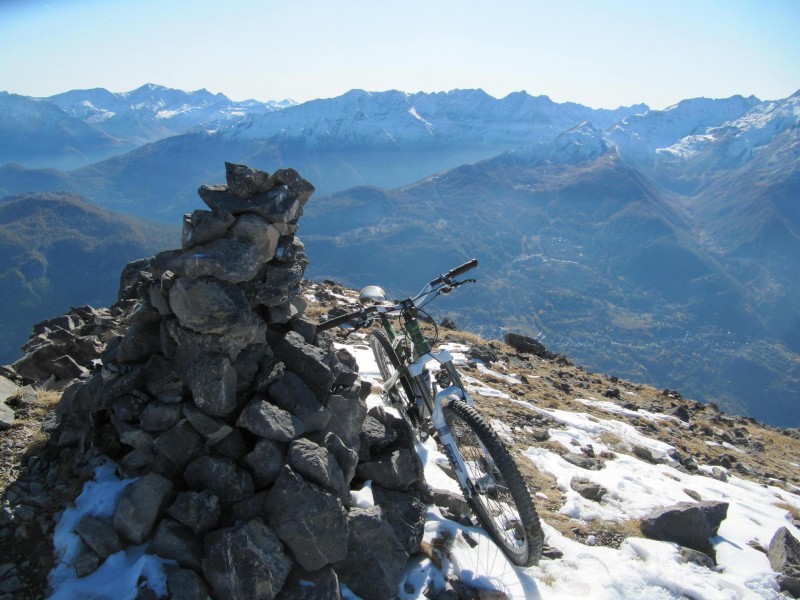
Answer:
top-left (1, 0), bottom-right (798, 109)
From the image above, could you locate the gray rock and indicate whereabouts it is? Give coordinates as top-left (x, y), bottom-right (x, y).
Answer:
top-left (233, 343), bottom-right (272, 389)
top-left (322, 394), bottom-right (367, 450)
top-left (183, 455), bottom-right (254, 504)
top-left (237, 397), bottom-right (305, 442)
top-left (182, 404), bottom-right (233, 445)
top-left (0, 402), bottom-right (14, 431)
top-left (632, 445), bottom-right (667, 464)
top-left (74, 545), bottom-right (101, 578)
top-left (570, 477), bottom-right (608, 502)
top-left (276, 565), bottom-right (340, 600)
top-left (769, 527), bottom-right (800, 580)
top-left (322, 432), bottom-right (359, 487)
top-left (139, 402), bottom-right (183, 433)
top-left (268, 371), bottom-right (331, 432)
top-left (74, 515), bottom-right (123, 559)
top-left (242, 438), bottom-right (285, 488)
top-left (271, 168), bottom-right (315, 206)
top-left (421, 487), bottom-right (470, 518)
top-left (181, 208), bottom-right (236, 251)
top-left (187, 353), bottom-right (237, 417)
top-left (267, 466), bottom-right (349, 571)
top-left (182, 236), bottom-right (268, 284)
top-left (167, 490), bottom-right (220, 535)
top-left (168, 277), bottom-right (262, 336)
top-left (116, 321), bottom-right (162, 364)
top-left (98, 366), bottom-right (147, 412)
top-left (678, 546), bottom-right (716, 569)
top-left (356, 448), bottom-right (422, 491)
top-left (148, 283), bottom-right (172, 316)
top-left (227, 491), bottom-right (270, 525)
top-left (198, 173), bottom-right (310, 225)
top-left (121, 447), bottom-right (155, 474)
top-left (144, 354), bottom-right (184, 402)
top-left (333, 506), bottom-right (409, 600)
top-left (166, 318), bottom-right (262, 375)
top-left (212, 427), bottom-right (248, 460)
top-left (371, 486), bottom-right (427, 555)
top-left (503, 332), bottom-right (557, 359)
top-left (225, 162), bottom-right (272, 198)
top-left (202, 519), bottom-right (291, 600)
top-left (268, 297), bottom-right (307, 325)
top-left (641, 501), bottom-right (729, 555)
top-left (288, 438), bottom-right (349, 501)
top-left (360, 413), bottom-right (397, 455)
top-left (110, 391), bottom-right (148, 422)
top-left (153, 420), bottom-right (205, 471)
top-left (228, 213), bottom-right (281, 257)
top-left (272, 332), bottom-right (334, 402)
top-left (149, 519), bottom-right (202, 571)
top-left (247, 257), bottom-right (308, 308)
top-left (563, 452), bottom-right (603, 470)
top-left (777, 574), bottom-right (800, 599)
top-left (0, 375), bottom-right (19, 404)
top-left (113, 473), bottom-right (174, 545)
top-left (113, 418), bottom-right (156, 454)
top-left (167, 568), bottom-right (211, 600)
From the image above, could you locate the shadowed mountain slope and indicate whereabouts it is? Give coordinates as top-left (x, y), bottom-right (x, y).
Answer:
top-left (0, 192), bottom-right (178, 364)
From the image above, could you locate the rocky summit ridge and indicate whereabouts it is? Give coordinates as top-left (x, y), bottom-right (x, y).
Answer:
top-left (0, 163), bottom-right (799, 599)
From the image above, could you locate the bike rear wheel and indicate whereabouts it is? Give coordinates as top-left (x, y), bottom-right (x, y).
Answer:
top-left (441, 399), bottom-right (544, 567)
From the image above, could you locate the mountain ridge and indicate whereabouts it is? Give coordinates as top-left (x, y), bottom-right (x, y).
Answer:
top-left (1, 87), bottom-right (798, 427)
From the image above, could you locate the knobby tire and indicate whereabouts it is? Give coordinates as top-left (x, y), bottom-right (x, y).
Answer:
top-left (442, 399), bottom-right (544, 567)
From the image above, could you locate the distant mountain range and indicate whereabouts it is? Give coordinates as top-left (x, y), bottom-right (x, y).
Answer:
top-left (0, 84), bottom-right (293, 170)
top-left (0, 84), bottom-right (798, 426)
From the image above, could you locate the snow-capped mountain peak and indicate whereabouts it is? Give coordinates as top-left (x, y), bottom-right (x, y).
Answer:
top-left (656, 92), bottom-right (800, 165)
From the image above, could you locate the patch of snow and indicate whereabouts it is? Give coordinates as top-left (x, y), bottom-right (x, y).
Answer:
top-left (49, 460), bottom-right (172, 600)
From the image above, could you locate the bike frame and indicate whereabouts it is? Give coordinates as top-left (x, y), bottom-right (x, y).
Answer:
top-left (374, 296), bottom-right (482, 498)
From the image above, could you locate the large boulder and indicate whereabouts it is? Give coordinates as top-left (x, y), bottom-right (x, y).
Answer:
top-left (640, 501), bottom-right (728, 557)
top-left (768, 527), bottom-right (800, 597)
top-left (113, 473), bottom-right (174, 545)
top-left (168, 277), bottom-right (262, 336)
top-left (266, 466), bottom-right (349, 571)
top-left (202, 519), bottom-right (292, 600)
top-left (288, 438), bottom-right (349, 502)
top-left (237, 397), bottom-right (306, 442)
top-left (333, 506), bottom-right (409, 600)
top-left (183, 456), bottom-right (255, 504)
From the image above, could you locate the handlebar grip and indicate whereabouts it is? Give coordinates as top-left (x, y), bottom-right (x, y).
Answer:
top-left (446, 258), bottom-right (478, 279)
top-left (316, 311), bottom-right (358, 331)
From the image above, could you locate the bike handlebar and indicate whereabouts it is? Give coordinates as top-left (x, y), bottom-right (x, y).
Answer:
top-left (315, 259), bottom-right (478, 332)
top-left (316, 306), bottom-right (377, 331)
top-left (442, 258), bottom-right (478, 282)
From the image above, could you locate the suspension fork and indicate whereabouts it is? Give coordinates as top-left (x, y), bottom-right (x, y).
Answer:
top-left (429, 384), bottom-right (478, 497)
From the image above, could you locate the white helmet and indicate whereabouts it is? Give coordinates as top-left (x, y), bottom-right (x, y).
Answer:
top-left (359, 285), bottom-right (386, 305)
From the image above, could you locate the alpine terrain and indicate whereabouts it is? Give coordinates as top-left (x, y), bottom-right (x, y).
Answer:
top-left (0, 163), bottom-right (798, 599)
top-left (0, 86), bottom-right (798, 428)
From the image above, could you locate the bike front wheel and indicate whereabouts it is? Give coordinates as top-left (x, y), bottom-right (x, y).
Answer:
top-left (441, 399), bottom-right (544, 567)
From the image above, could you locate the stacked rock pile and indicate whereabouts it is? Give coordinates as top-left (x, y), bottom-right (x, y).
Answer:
top-left (43, 163), bottom-right (428, 600)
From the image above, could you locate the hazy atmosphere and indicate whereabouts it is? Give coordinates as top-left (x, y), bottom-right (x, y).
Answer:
top-left (3, 1), bottom-right (800, 599)
top-left (2, 0), bottom-right (799, 108)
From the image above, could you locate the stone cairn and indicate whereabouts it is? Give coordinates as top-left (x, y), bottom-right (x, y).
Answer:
top-left (43, 163), bottom-right (428, 600)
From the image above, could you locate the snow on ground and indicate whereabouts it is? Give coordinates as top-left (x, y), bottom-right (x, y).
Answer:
top-left (47, 340), bottom-right (800, 599)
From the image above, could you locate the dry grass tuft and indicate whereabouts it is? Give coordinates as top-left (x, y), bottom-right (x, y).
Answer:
top-left (598, 431), bottom-right (627, 454)
top-left (775, 502), bottom-right (800, 522)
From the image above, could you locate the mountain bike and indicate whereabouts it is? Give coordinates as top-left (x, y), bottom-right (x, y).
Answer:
top-left (317, 259), bottom-right (544, 567)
